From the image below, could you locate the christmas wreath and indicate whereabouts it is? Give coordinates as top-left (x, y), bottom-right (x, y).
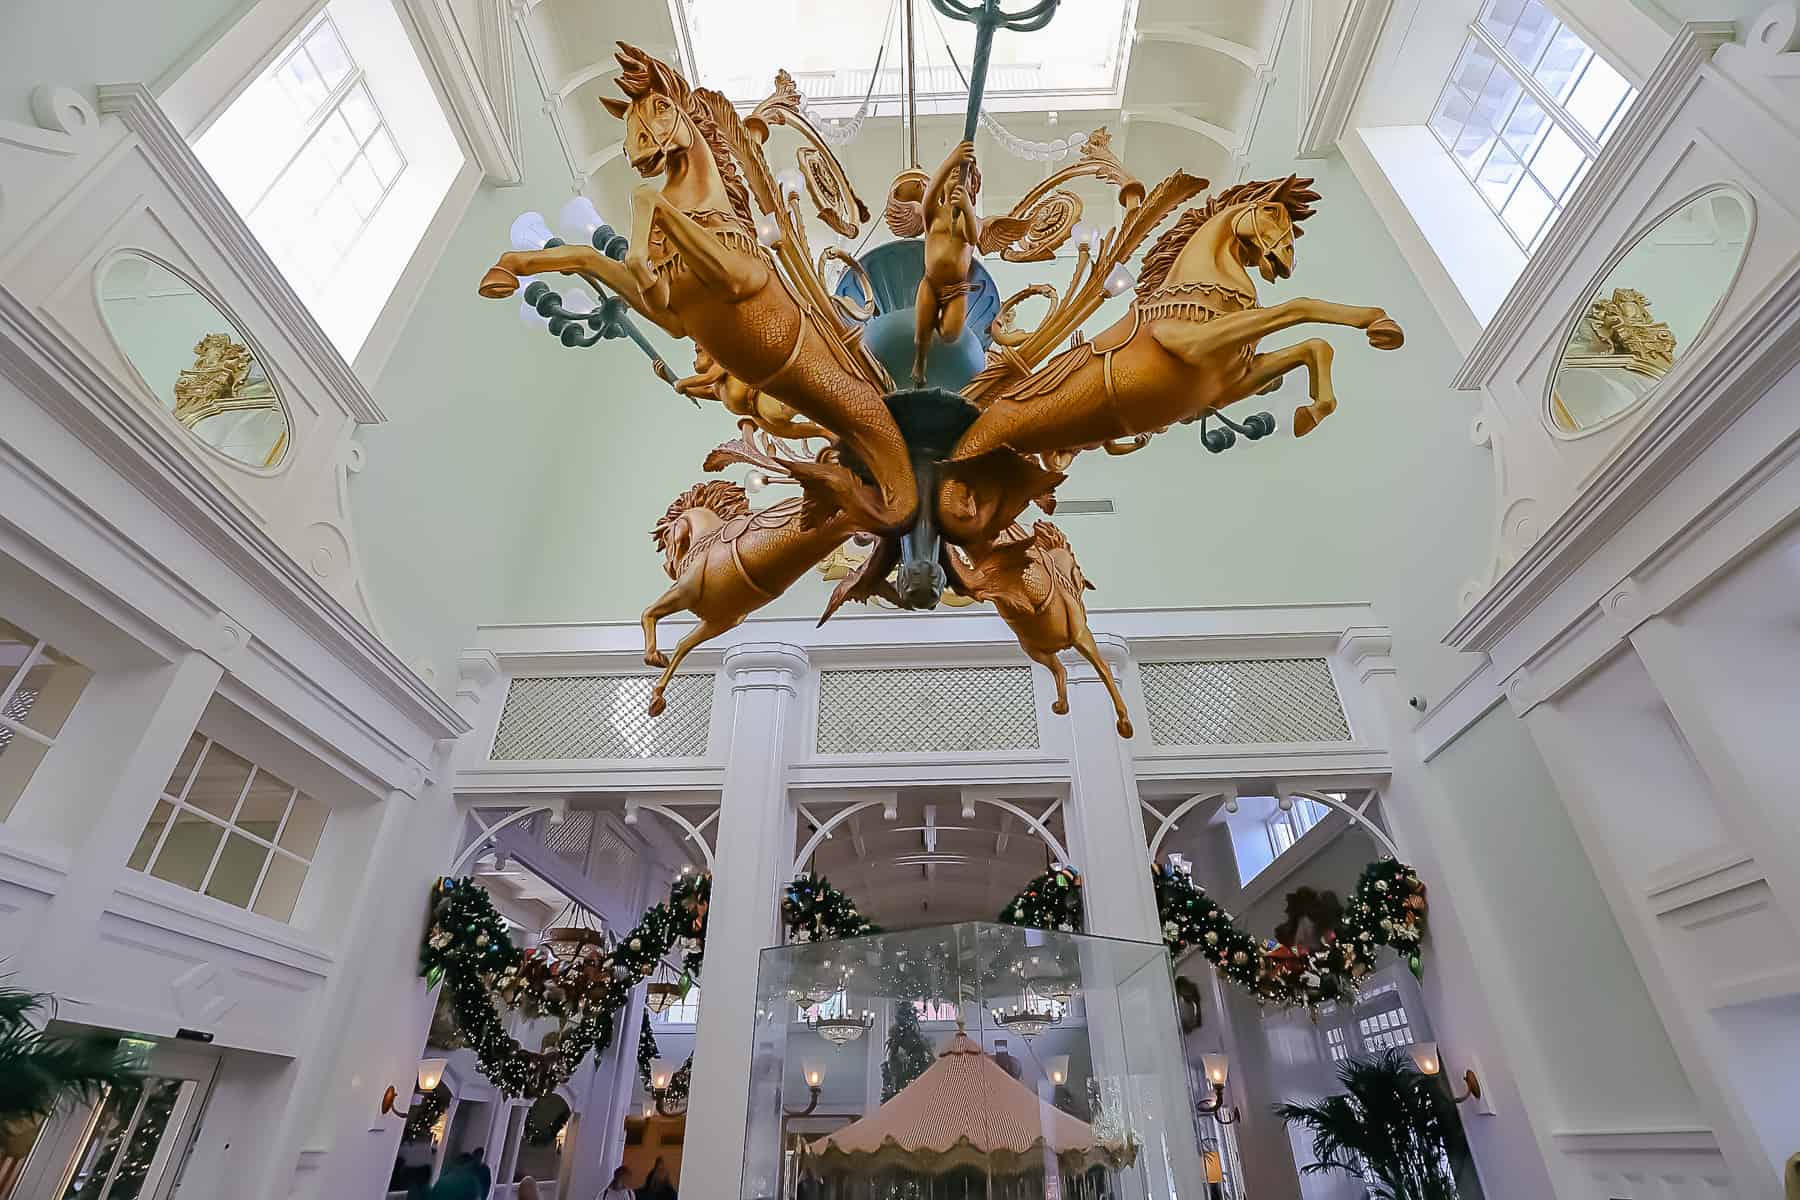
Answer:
top-left (419, 870), bottom-right (710, 1098)
top-left (1153, 857), bottom-right (1425, 1009)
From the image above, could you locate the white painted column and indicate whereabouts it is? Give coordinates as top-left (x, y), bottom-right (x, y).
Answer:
top-left (1063, 635), bottom-right (1203, 1200)
top-left (680, 642), bottom-right (809, 1200)
top-left (1062, 634), bottom-right (1159, 939)
top-left (568, 863), bottom-right (656, 1200)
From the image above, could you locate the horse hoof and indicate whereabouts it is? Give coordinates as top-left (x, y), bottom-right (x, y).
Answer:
top-left (1052, 699), bottom-right (1069, 716)
top-left (1293, 406), bottom-right (1320, 438)
top-left (1368, 317), bottom-right (1404, 349)
top-left (647, 694), bottom-right (668, 717)
top-left (645, 650), bottom-right (669, 668)
top-left (479, 266), bottom-right (521, 299)
top-left (1117, 718), bottom-right (1134, 738)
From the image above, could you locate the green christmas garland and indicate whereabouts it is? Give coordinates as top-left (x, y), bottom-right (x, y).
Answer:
top-left (999, 865), bottom-right (1085, 931)
top-left (636, 1013), bottom-right (693, 1110)
top-left (783, 873), bottom-right (883, 942)
top-left (419, 871), bottom-right (710, 1098)
top-left (402, 1084), bottom-right (451, 1143)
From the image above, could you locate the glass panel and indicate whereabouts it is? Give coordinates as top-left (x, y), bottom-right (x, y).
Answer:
top-left (183, 743), bottom-right (251, 820)
top-left (341, 159), bottom-right (382, 219)
top-left (96, 254), bottom-right (291, 468)
top-left (1500, 94), bottom-right (1550, 160)
top-left (11, 642), bottom-right (92, 741)
top-left (1530, 124), bottom-right (1587, 198)
top-left (276, 51), bottom-right (328, 116)
top-left (1476, 0), bottom-right (1526, 45)
top-left (205, 833), bottom-right (270, 908)
top-left (1548, 188), bottom-right (1751, 432)
top-left (164, 734), bottom-right (206, 798)
top-left (1428, 85), bottom-right (1471, 148)
top-left (127, 801), bottom-right (176, 872)
top-left (1533, 24), bottom-right (1594, 101)
top-left (1566, 53), bottom-right (1631, 139)
top-left (236, 770), bottom-right (293, 843)
top-left (306, 21), bottom-right (353, 89)
top-left (314, 114), bottom-right (359, 173)
top-left (1446, 37), bottom-right (1498, 104)
top-left (252, 854), bottom-right (308, 922)
top-left (1504, 0), bottom-right (1559, 69)
top-left (1502, 175), bottom-right (1556, 245)
top-left (0, 731), bottom-right (50, 823)
top-left (94, 1076), bottom-right (184, 1200)
top-left (0, 617), bottom-right (37, 691)
top-left (277, 792), bottom-right (328, 859)
top-left (339, 84), bottom-right (378, 140)
top-left (1476, 140), bottom-right (1524, 208)
top-left (364, 128), bottom-right (402, 186)
top-left (149, 811), bottom-right (225, 891)
top-left (59, 1080), bottom-right (146, 1199)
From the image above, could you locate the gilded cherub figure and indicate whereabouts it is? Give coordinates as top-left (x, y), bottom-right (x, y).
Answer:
top-left (894, 140), bottom-right (1027, 385)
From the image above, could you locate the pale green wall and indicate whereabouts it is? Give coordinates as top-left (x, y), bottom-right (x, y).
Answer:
top-left (0, 0), bottom-right (255, 124)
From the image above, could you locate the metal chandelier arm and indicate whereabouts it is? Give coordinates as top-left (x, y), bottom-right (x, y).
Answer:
top-left (931, 0), bottom-right (1062, 141)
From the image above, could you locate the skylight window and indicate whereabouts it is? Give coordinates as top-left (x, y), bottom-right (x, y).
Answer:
top-left (195, 0), bottom-right (464, 363)
top-left (1427, 0), bottom-right (1635, 252)
top-left (671, 0), bottom-right (1136, 112)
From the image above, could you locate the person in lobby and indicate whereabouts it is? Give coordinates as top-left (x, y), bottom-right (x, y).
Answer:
top-left (638, 1156), bottom-right (676, 1200)
top-left (601, 1164), bottom-right (635, 1200)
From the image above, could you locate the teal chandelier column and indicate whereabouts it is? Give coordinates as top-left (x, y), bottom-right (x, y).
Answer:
top-left (929, 0), bottom-right (1060, 140)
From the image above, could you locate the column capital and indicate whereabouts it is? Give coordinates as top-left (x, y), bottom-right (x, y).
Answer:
top-left (1066, 632), bottom-right (1131, 682)
top-left (722, 641), bottom-right (810, 689)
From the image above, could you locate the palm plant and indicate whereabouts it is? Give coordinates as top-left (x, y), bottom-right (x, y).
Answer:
top-left (1272, 1049), bottom-right (1458, 1200)
top-left (0, 982), bottom-right (142, 1126)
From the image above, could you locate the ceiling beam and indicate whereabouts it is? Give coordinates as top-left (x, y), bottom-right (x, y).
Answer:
top-left (1135, 22), bottom-right (1270, 74)
top-left (1122, 105), bottom-right (1245, 156)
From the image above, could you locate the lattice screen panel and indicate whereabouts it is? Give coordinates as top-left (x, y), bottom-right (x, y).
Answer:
top-left (1140, 658), bottom-right (1351, 746)
top-left (543, 811), bottom-right (594, 864)
top-left (490, 674), bottom-right (712, 760)
top-left (816, 667), bottom-right (1039, 755)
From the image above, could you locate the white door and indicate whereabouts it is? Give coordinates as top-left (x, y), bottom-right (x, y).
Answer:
top-left (9, 1041), bottom-right (219, 1200)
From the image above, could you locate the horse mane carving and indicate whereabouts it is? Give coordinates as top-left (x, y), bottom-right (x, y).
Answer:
top-left (651, 480), bottom-right (750, 553)
top-left (1137, 175), bottom-right (1321, 298)
top-left (611, 43), bottom-right (753, 224)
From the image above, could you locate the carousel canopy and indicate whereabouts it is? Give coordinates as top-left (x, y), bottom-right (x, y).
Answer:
top-left (809, 1031), bottom-right (1135, 1177)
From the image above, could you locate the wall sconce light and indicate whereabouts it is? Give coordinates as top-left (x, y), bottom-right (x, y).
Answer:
top-left (381, 1058), bottom-right (448, 1117)
top-left (649, 1057), bottom-right (686, 1117)
top-left (1407, 1041), bottom-right (1483, 1105)
top-left (1045, 1055), bottom-right (1070, 1088)
top-left (785, 1063), bottom-right (825, 1116)
top-left (1195, 1053), bottom-right (1240, 1125)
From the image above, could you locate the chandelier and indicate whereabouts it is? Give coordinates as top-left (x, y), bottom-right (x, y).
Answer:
top-left (644, 961), bottom-right (685, 1014)
top-left (990, 994), bottom-right (1064, 1041)
top-left (478, 1), bottom-right (1404, 743)
top-left (810, 1007), bottom-right (877, 1047)
top-left (1016, 953), bottom-right (1079, 1005)
top-left (538, 900), bottom-right (609, 964)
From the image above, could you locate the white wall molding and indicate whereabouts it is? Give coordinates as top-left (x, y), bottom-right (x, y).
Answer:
top-left (0, 85), bottom-right (102, 155)
top-left (1413, 655), bottom-right (1504, 761)
top-left (397, 0), bottom-right (522, 184)
top-left (1297, 0), bottom-right (1392, 157)
top-left (1551, 1126), bottom-right (1717, 1153)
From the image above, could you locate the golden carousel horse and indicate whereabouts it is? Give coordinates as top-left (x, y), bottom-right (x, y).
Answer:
top-left (640, 480), bottom-right (853, 716)
top-left (945, 523), bottom-right (1132, 737)
top-left (479, 45), bottom-right (916, 531)
top-left (942, 177), bottom-right (1403, 543)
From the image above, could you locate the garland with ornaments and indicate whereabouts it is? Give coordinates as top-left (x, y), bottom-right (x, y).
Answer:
top-left (636, 1015), bottom-right (693, 1111)
top-left (419, 871), bottom-right (709, 1098)
top-left (999, 864), bottom-right (1085, 931)
top-left (783, 872), bottom-right (883, 942)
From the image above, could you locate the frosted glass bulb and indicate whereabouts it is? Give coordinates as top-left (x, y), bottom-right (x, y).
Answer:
top-left (1070, 220), bottom-right (1097, 252)
top-left (755, 212), bottom-right (783, 247)
top-left (560, 285), bottom-right (597, 315)
top-left (1103, 263), bottom-right (1136, 296)
top-left (510, 211), bottom-right (555, 251)
top-left (519, 300), bottom-right (548, 328)
top-left (745, 469), bottom-right (770, 493)
top-left (558, 195), bottom-right (604, 243)
top-left (776, 167), bottom-right (805, 199)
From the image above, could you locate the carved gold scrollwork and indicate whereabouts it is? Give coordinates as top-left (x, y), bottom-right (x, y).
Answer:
top-left (999, 190), bottom-right (1082, 263)
top-left (750, 70), bottom-right (870, 239)
top-left (990, 283), bottom-right (1059, 347)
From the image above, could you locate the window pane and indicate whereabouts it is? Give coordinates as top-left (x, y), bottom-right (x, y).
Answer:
top-left (1447, 37), bottom-right (1499, 103)
top-left (278, 792), bottom-right (328, 858)
top-left (1533, 25), bottom-right (1593, 101)
top-left (340, 84), bottom-right (379, 140)
top-left (1428, 86), bottom-right (1471, 148)
top-left (1500, 94), bottom-right (1550, 160)
top-left (0, 617), bottom-right (37, 691)
top-left (1503, 176), bottom-right (1556, 245)
top-left (0, 731), bottom-right (50, 823)
top-left (342, 158), bottom-right (382, 219)
top-left (1530, 124), bottom-right (1586, 198)
top-left (165, 733), bottom-right (206, 797)
top-left (315, 114), bottom-right (359, 174)
top-left (1504, 1), bottom-right (1559, 70)
top-left (364, 128), bottom-right (403, 186)
top-left (277, 52), bottom-right (329, 116)
top-left (1566, 53), bottom-right (1631, 140)
top-left (237, 769), bottom-right (294, 842)
top-left (253, 854), bottom-right (308, 922)
top-left (150, 811), bottom-right (226, 890)
top-left (128, 800), bottom-right (176, 871)
top-left (306, 21), bottom-right (353, 88)
top-left (186, 742), bottom-right (252, 820)
top-left (1477, 140), bottom-right (1525, 208)
top-left (205, 833), bottom-right (270, 908)
top-left (1477, 0), bottom-right (1526, 45)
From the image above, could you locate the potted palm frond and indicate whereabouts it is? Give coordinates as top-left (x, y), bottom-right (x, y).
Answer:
top-left (1, 981), bottom-right (143, 1136)
top-left (1273, 1049), bottom-right (1459, 1200)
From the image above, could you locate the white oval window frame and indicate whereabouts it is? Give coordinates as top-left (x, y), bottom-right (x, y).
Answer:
top-left (1542, 183), bottom-right (1755, 442)
top-left (94, 249), bottom-right (295, 475)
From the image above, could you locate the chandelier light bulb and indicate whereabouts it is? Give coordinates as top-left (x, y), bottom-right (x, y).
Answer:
top-left (560, 285), bottom-right (598, 316)
top-left (1103, 263), bottom-right (1137, 297)
top-left (510, 210), bottom-right (555, 251)
top-left (519, 299), bottom-right (548, 329)
top-left (745, 469), bottom-right (770, 493)
top-left (755, 211), bottom-right (783, 247)
top-left (558, 195), bottom-right (604, 243)
top-left (776, 167), bottom-right (805, 200)
top-left (1069, 221), bottom-right (1095, 250)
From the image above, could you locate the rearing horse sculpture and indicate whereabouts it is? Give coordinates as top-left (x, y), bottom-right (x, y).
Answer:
top-left (478, 45), bottom-right (916, 530)
top-left (942, 177), bottom-right (1403, 543)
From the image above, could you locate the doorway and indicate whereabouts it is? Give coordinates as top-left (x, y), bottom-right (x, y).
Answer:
top-left (5, 1039), bottom-right (219, 1200)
